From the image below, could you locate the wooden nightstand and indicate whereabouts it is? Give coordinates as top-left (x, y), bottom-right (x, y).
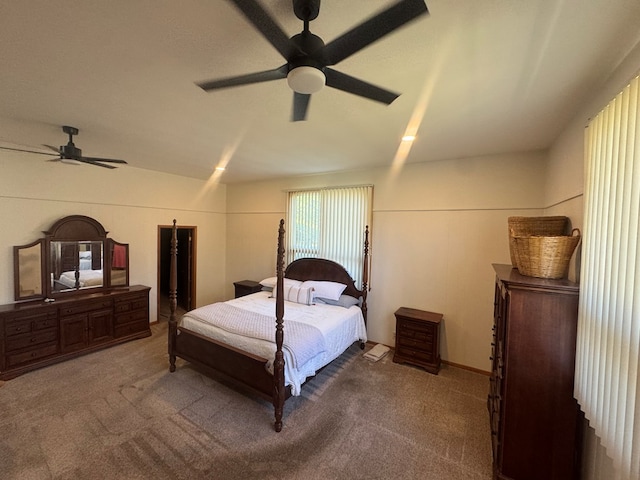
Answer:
top-left (233, 280), bottom-right (262, 298)
top-left (393, 307), bottom-right (442, 374)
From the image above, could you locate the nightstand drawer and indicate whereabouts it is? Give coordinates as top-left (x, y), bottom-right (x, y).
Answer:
top-left (397, 321), bottom-right (435, 342)
top-left (398, 335), bottom-right (432, 352)
top-left (396, 345), bottom-right (434, 364)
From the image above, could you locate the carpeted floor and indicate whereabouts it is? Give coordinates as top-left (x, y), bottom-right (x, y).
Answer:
top-left (0, 322), bottom-right (493, 480)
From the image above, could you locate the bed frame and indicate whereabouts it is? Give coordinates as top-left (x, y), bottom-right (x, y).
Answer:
top-left (167, 219), bottom-right (370, 431)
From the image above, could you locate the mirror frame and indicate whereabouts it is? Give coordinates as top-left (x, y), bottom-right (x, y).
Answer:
top-left (13, 215), bottom-right (129, 301)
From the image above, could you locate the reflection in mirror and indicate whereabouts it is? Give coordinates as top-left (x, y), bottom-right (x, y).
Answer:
top-left (15, 241), bottom-right (44, 300)
top-left (50, 240), bottom-right (104, 292)
top-left (109, 240), bottom-right (129, 286)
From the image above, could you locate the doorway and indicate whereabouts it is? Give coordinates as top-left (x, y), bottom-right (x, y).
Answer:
top-left (157, 224), bottom-right (196, 322)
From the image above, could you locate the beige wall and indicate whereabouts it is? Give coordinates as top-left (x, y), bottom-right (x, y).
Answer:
top-left (0, 151), bottom-right (227, 320)
top-left (226, 151), bottom-right (548, 372)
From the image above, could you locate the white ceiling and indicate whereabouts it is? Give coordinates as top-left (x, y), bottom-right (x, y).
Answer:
top-left (1, 0), bottom-right (640, 183)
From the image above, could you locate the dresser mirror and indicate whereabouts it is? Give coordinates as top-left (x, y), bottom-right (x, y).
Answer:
top-left (13, 239), bottom-right (45, 301)
top-left (108, 239), bottom-right (129, 287)
top-left (50, 240), bottom-right (105, 293)
top-left (13, 215), bottom-right (129, 301)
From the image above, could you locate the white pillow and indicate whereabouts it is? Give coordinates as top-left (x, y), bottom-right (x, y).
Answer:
top-left (301, 280), bottom-right (347, 301)
top-left (272, 282), bottom-right (314, 305)
top-left (260, 277), bottom-right (277, 289)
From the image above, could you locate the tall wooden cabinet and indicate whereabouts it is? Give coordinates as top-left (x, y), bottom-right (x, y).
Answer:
top-left (489, 264), bottom-right (581, 480)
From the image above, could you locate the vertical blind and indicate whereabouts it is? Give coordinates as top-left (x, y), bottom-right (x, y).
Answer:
top-left (575, 74), bottom-right (640, 480)
top-left (286, 186), bottom-right (372, 288)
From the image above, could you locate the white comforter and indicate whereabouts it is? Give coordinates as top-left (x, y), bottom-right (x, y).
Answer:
top-left (179, 291), bottom-right (367, 395)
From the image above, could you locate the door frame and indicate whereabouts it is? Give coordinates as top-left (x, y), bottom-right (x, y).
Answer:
top-left (157, 224), bottom-right (197, 321)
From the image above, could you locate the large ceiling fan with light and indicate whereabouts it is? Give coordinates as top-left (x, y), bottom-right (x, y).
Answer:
top-left (197, 0), bottom-right (429, 121)
top-left (0, 126), bottom-right (128, 169)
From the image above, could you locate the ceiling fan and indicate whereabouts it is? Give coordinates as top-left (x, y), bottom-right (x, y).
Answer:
top-left (197, 0), bottom-right (429, 121)
top-left (0, 126), bottom-right (128, 169)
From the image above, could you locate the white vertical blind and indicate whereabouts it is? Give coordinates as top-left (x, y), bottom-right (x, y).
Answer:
top-left (576, 74), bottom-right (640, 480)
top-left (286, 186), bottom-right (372, 288)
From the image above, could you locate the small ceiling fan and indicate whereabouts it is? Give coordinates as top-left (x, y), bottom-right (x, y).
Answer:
top-left (0, 126), bottom-right (127, 169)
top-left (197, 0), bottom-right (429, 121)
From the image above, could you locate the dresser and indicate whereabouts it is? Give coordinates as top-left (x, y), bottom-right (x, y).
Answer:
top-left (0, 285), bottom-right (151, 380)
top-left (392, 307), bottom-right (442, 374)
top-left (489, 264), bottom-right (581, 480)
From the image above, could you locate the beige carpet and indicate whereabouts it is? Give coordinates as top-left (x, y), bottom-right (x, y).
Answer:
top-left (0, 322), bottom-right (493, 480)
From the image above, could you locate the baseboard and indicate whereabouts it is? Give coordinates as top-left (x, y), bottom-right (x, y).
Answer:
top-left (365, 341), bottom-right (491, 376)
top-left (442, 359), bottom-right (490, 376)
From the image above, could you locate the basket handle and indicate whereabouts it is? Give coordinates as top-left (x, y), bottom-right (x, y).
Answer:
top-left (571, 228), bottom-right (581, 237)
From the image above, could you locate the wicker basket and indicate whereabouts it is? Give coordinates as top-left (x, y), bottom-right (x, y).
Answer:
top-left (508, 216), bottom-right (568, 266)
top-left (511, 228), bottom-right (581, 279)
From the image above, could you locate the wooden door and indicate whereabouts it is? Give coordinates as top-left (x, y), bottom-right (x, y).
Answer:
top-left (88, 308), bottom-right (114, 344)
top-left (60, 314), bottom-right (88, 353)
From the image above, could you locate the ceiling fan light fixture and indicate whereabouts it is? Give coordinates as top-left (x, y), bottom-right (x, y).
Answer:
top-left (287, 66), bottom-right (325, 94)
top-left (60, 158), bottom-right (82, 166)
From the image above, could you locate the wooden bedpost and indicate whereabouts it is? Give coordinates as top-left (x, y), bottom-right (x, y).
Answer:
top-left (168, 219), bottom-right (178, 373)
top-left (361, 225), bottom-right (370, 325)
top-left (273, 219), bottom-right (286, 432)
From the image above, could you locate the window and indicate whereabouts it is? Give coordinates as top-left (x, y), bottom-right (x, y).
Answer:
top-left (575, 74), bottom-right (640, 480)
top-left (286, 185), bottom-right (372, 288)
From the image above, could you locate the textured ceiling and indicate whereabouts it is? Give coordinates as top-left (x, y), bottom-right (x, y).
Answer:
top-left (1, 0), bottom-right (640, 183)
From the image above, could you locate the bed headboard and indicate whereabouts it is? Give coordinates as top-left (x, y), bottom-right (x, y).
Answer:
top-left (284, 258), bottom-right (363, 299)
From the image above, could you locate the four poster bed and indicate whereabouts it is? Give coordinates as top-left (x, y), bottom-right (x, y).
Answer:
top-left (167, 219), bottom-right (370, 431)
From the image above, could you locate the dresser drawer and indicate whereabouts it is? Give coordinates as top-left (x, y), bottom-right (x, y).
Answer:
top-left (115, 294), bottom-right (148, 313)
top-left (5, 311), bottom-right (57, 337)
top-left (115, 308), bottom-right (148, 325)
top-left (6, 328), bottom-right (58, 352)
top-left (115, 319), bottom-right (149, 338)
top-left (7, 343), bottom-right (58, 367)
top-left (59, 299), bottom-right (113, 316)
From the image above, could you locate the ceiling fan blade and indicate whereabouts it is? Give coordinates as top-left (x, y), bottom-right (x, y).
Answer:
top-left (325, 68), bottom-right (399, 104)
top-left (292, 92), bottom-right (311, 121)
top-left (322, 0), bottom-right (428, 66)
top-left (43, 144), bottom-right (62, 154)
top-left (197, 64), bottom-right (288, 91)
top-left (82, 156), bottom-right (128, 165)
top-left (0, 145), bottom-right (59, 156)
top-left (229, 0), bottom-right (299, 60)
top-left (76, 158), bottom-right (117, 169)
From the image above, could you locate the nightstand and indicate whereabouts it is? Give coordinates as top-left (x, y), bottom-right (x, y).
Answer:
top-left (393, 307), bottom-right (442, 374)
top-left (233, 280), bottom-right (262, 298)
